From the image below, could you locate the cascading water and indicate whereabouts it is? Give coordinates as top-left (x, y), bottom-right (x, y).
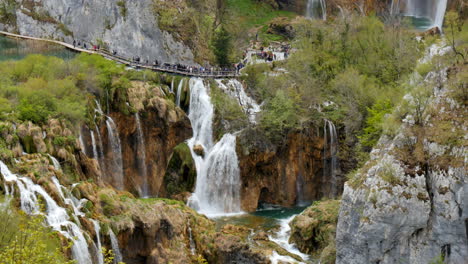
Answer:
top-left (268, 216), bottom-right (309, 263)
top-left (109, 229), bottom-right (123, 263)
top-left (135, 113), bottom-right (149, 197)
top-left (91, 219), bottom-right (105, 264)
top-left (0, 161), bottom-right (92, 264)
top-left (95, 125), bottom-right (107, 177)
top-left (186, 78), bottom-right (242, 217)
top-left (306, 0), bottom-right (326, 20)
top-left (323, 119), bottom-right (338, 198)
top-left (105, 117), bottom-right (125, 190)
top-left (47, 154), bottom-right (61, 170)
top-left (215, 79), bottom-right (261, 123)
top-left (91, 130), bottom-right (99, 160)
top-left (170, 76), bottom-right (175, 93)
top-left (176, 78), bottom-right (185, 107)
top-left (391, 0), bottom-right (448, 30)
top-left (187, 221), bottom-right (197, 255)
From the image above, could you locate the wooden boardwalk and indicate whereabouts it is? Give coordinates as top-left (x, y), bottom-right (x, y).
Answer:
top-left (0, 31), bottom-right (240, 78)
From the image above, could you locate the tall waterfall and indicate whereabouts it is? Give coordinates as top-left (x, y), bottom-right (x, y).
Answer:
top-left (0, 161), bottom-right (92, 264)
top-left (391, 0), bottom-right (448, 30)
top-left (323, 120), bottom-right (338, 198)
top-left (176, 78), bottom-right (185, 107)
top-left (109, 229), bottom-right (123, 263)
top-left (306, 0), bottom-right (326, 20)
top-left (215, 79), bottom-right (261, 123)
top-left (135, 113), bottom-right (149, 197)
top-left (186, 78), bottom-right (242, 216)
top-left (105, 117), bottom-right (124, 190)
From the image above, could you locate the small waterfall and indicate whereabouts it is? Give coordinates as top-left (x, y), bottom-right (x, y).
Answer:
top-left (91, 219), bottom-right (105, 264)
top-left (47, 154), bottom-right (61, 170)
top-left (109, 229), bottom-right (123, 263)
top-left (295, 173), bottom-right (307, 206)
top-left (135, 113), bottom-right (149, 197)
top-left (170, 76), bottom-right (175, 93)
top-left (306, 0), bottom-right (326, 20)
top-left (176, 78), bottom-right (185, 107)
top-left (187, 221), bottom-right (197, 255)
top-left (268, 216), bottom-right (309, 263)
top-left (95, 125), bottom-right (107, 177)
top-left (186, 78), bottom-right (242, 216)
top-left (433, 0), bottom-right (448, 31)
top-left (90, 130), bottom-right (99, 160)
top-left (79, 132), bottom-right (87, 155)
top-left (0, 161), bottom-right (92, 264)
top-left (215, 79), bottom-right (261, 123)
top-left (105, 117), bottom-right (124, 190)
top-left (323, 120), bottom-right (338, 198)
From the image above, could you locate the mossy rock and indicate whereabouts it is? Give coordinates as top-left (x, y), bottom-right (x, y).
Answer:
top-left (163, 142), bottom-right (196, 199)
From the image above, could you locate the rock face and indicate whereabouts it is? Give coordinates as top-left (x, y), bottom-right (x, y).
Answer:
top-left (289, 199), bottom-right (340, 263)
top-left (336, 66), bottom-right (468, 263)
top-left (80, 81), bottom-right (192, 197)
top-left (237, 127), bottom-right (340, 212)
top-left (1, 0), bottom-right (196, 64)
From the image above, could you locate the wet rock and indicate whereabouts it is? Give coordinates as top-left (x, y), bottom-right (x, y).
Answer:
top-left (193, 144), bottom-right (205, 157)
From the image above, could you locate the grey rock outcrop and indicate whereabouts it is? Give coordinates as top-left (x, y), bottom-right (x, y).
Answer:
top-left (1, 0), bottom-right (196, 65)
top-left (336, 45), bottom-right (467, 264)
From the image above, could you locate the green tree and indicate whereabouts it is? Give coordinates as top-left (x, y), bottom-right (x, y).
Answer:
top-left (212, 26), bottom-right (232, 66)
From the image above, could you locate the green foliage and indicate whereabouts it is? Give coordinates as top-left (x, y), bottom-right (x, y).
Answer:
top-left (259, 89), bottom-right (299, 142)
top-left (0, 205), bottom-right (72, 264)
top-left (359, 99), bottom-right (393, 149)
top-left (0, 0), bottom-right (17, 26)
top-left (211, 81), bottom-right (248, 137)
top-left (212, 26), bottom-right (233, 66)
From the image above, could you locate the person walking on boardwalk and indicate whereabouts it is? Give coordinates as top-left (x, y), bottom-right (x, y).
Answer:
top-left (73, 40), bottom-right (76, 48)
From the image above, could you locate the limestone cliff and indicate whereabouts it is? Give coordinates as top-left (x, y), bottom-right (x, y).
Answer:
top-left (335, 55), bottom-right (467, 263)
top-left (237, 126), bottom-right (342, 212)
top-left (0, 0), bottom-right (196, 64)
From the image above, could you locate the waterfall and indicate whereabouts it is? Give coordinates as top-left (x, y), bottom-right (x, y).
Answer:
top-left (95, 125), bottom-right (107, 177)
top-left (91, 220), bottom-right (105, 264)
top-left (91, 130), bottom-right (99, 160)
top-left (135, 113), bottom-right (149, 197)
top-left (105, 117), bottom-right (124, 190)
top-left (188, 221), bottom-right (197, 255)
top-left (79, 132), bottom-right (87, 156)
top-left (176, 78), bottom-right (184, 107)
top-left (323, 120), bottom-right (338, 198)
top-left (215, 79), bottom-right (261, 123)
top-left (47, 154), bottom-right (61, 170)
top-left (0, 161), bottom-right (92, 264)
top-left (306, 0), bottom-right (326, 20)
top-left (268, 215), bottom-right (309, 263)
top-left (394, 0), bottom-right (448, 30)
top-left (109, 229), bottom-right (123, 263)
top-left (170, 76), bottom-right (175, 93)
top-left (186, 78), bottom-right (242, 217)
top-left (433, 0), bottom-right (448, 31)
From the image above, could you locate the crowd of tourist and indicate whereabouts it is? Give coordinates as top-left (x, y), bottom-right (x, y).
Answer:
top-left (71, 39), bottom-right (290, 76)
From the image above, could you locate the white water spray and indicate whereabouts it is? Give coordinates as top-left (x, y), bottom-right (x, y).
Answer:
top-left (91, 219), bottom-right (105, 264)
